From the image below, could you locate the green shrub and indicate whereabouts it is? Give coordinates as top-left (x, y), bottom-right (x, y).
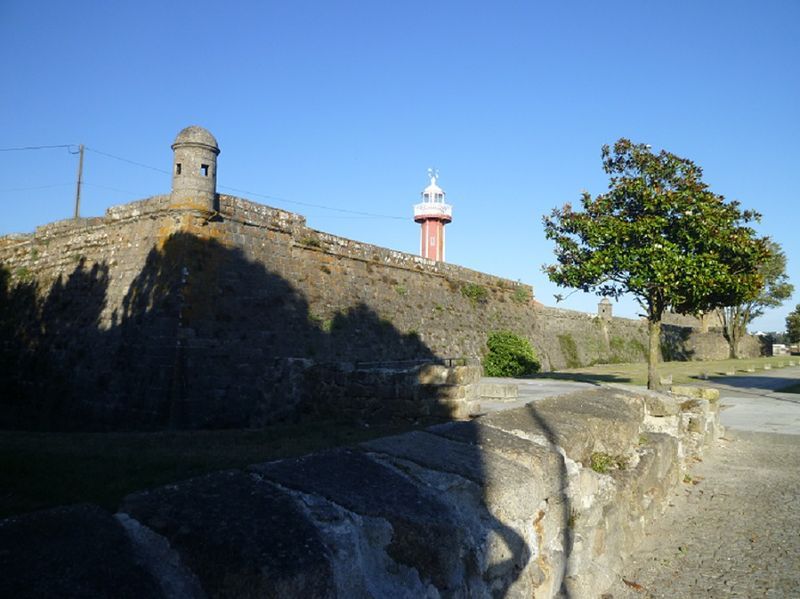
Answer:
top-left (300, 236), bottom-right (321, 248)
top-left (484, 331), bottom-right (540, 377)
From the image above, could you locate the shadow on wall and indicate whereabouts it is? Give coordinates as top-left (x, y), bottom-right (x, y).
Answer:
top-left (0, 233), bottom-right (438, 431)
top-left (0, 260), bottom-right (111, 429)
top-left (660, 324), bottom-right (696, 362)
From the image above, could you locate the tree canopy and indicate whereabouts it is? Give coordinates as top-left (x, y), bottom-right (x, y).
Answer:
top-left (787, 305), bottom-right (800, 344)
top-left (543, 139), bottom-right (769, 389)
top-left (721, 240), bottom-right (793, 358)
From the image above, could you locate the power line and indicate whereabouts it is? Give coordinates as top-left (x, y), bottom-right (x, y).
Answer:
top-left (218, 183), bottom-right (405, 220)
top-left (84, 147), bottom-right (171, 175)
top-left (0, 183), bottom-right (72, 193)
top-left (0, 144), bottom-right (75, 152)
top-left (83, 181), bottom-right (146, 196)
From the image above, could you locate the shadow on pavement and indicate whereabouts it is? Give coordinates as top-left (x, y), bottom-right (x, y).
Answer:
top-left (530, 372), bottom-right (634, 385)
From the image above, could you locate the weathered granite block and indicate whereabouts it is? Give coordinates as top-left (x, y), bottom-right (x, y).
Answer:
top-left (479, 389), bottom-right (642, 465)
top-left (250, 449), bottom-right (466, 591)
top-left (427, 419), bottom-right (562, 491)
top-left (119, 470), bottom-right (335, 598)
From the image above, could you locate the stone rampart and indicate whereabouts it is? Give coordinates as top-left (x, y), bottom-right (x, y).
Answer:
top-left (0, 195), bottom-right (755, 429)
top-left (0, 385), bottom-right (722, 598)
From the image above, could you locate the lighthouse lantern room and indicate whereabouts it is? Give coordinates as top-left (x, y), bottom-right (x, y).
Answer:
top-left (413, 169), bottom-right (453, 261)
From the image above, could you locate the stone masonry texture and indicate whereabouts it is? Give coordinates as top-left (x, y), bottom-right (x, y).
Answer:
top-left (0, 195), bottom-right (757, 430)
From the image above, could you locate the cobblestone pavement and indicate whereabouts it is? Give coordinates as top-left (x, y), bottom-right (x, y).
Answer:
top-left (604, 430), bottom-right (800, 598)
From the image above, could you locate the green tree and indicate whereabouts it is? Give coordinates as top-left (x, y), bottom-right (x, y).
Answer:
top-left (787, 305), bottom-right (800, 344)
top-left (721, 240), bottom-right (793, 358)
top-left (543, 139), bottom-right (768, 390)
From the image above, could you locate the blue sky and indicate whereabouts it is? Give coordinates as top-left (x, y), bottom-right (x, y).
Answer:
top-left (2, 1), bottom-right (798, 332)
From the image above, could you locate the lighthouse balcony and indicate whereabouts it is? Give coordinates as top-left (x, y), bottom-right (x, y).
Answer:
top-left (414, 202), bottom-right (453, 220)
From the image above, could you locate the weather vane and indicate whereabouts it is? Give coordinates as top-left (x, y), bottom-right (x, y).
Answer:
top-left (427, 167), bottom-right (439, 185)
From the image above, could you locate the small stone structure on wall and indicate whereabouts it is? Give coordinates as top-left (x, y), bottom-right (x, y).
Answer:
top-left (170, 125), bottom-right (220, 212)
top-left (597, 297), bottom-right (612, 320)
top-left (0, 126), bottom-right (758, 431)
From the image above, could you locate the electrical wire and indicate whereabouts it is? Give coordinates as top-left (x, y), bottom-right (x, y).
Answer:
top-left (218, 183), bottom-right (405, 220)
top-left (82, 182), bottom-right (146, 196)
top-left (0, 183), bottom-right (72, 193)
top-left (84, 147), bottom-right (171, 175)
top-left (0, 144), bottom-right (74, 152)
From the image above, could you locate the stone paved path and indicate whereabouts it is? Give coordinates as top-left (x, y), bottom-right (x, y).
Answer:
top-left (605, 429), bottom-right (800, 598)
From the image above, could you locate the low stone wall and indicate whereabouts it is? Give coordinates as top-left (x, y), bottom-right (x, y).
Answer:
top-left (0, 386), bottom-right (721, 598)
top-left (270, 360), bottom-right (483, 423)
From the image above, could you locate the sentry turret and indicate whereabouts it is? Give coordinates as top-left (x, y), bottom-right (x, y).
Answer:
top-left (170, 125), bottom-right (220, 212)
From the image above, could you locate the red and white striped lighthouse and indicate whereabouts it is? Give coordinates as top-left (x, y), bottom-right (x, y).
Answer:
top-left (413, 169), bottom-right (453, 261)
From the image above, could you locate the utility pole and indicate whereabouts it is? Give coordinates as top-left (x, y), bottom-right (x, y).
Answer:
top-left (74, 143), bottom-right (84, 219)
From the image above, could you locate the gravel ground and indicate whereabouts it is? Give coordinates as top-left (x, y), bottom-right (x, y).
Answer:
top-left (604, 430), bottom-right (800, 598)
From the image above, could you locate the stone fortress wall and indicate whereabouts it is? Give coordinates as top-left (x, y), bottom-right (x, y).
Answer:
top-left (0, 127), bottom-right (758, 430)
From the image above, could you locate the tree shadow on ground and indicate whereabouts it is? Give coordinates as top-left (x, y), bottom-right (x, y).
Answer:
top-left (531, 372), bottom-right (635, 385)
top-left (704, 372), bottom-right (800, 393)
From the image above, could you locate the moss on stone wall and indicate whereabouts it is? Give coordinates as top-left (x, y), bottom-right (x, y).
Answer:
top-left (558, 334), bottom-right (581, 369)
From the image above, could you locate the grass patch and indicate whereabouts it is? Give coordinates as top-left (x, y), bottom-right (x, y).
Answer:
top-left (299, 236), bottom-right (321, 248)
top-left (0, 417), bottom-right (446, 519)
top-left (14, 266), bottom-right (32, 281)
top-left (461, 283), bottom-right (488, 306)
top-left (589, 452), bottom-right (627, 474)
top-left (511, 287), bottom-right (531, 304)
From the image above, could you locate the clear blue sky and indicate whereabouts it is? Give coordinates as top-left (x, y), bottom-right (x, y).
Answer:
top-left (2, 1), bottom-right (798, 332)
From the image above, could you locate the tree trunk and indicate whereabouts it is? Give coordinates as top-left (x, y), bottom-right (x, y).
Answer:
top-left (647, 318), bottom-right (661, 391)
top-left (723, 306), bottom-right (748, 360)
top-left (730, 334), bottom-right (740, 359)
top-left (728, 320), bottom-right (742, 359)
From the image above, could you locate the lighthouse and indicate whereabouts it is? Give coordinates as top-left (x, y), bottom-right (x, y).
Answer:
top-left (413, 169), bottom-right (453, 261)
